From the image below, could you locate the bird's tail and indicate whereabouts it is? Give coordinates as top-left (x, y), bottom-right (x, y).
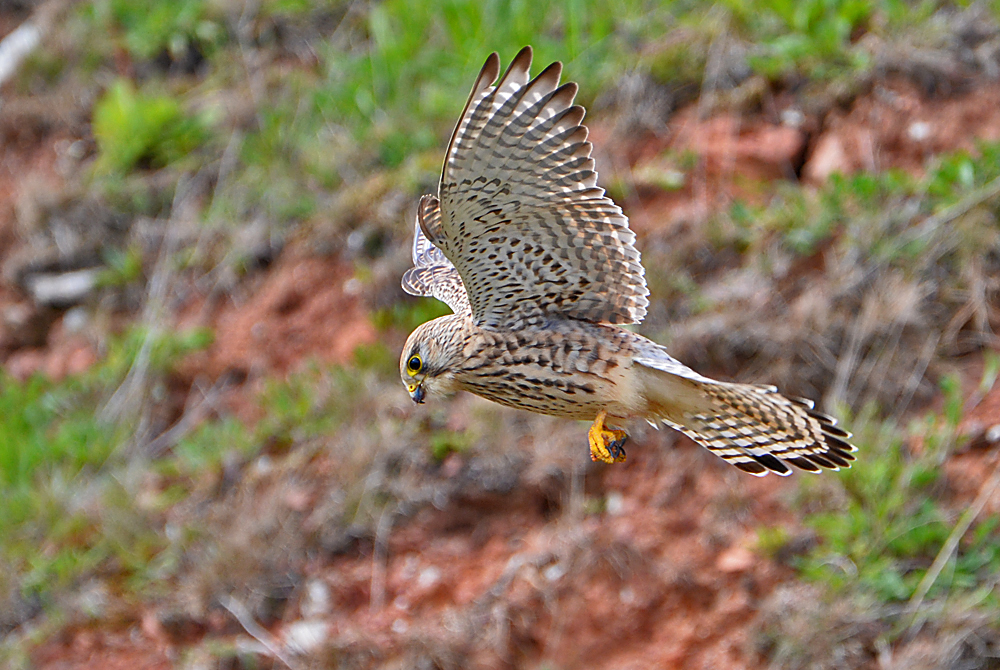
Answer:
top-left (658, 379), bottom-right (857, 476)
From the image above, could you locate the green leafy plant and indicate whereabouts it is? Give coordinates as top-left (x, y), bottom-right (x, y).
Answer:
top-left (0, 374), bottom-right (115, 492)
top-left (92, 79), bottom-right (210, 174)
top-left (373, 297), bottom-right (452, 333)
top-left (96, 245), bottom-right (144, 288)
top-left (430, 429), bottom-right (475, 461)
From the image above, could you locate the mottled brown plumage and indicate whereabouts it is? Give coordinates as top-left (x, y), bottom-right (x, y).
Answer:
top-left (400, 46), bottom-right (856, 476)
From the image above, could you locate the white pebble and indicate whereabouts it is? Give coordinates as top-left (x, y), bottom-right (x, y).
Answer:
top-left (283, 619), bottom-right (328, 655)
top-left (605, 491), bottom-right (625, 516)
top-left (417, 566), bottom-right (441, 588)
top-left (907, 121), bottom-right (932, 142)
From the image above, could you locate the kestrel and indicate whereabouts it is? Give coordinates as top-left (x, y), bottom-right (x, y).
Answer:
top-left (399, 47), bottom-right (856, 476)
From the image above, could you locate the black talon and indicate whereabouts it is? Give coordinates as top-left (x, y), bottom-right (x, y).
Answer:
top-left (607, 435), bottom-right (628, 461)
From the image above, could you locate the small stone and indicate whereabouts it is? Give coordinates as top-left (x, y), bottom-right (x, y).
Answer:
top-left (543, 562), bottom-right (566, 582)
top-left (283, 619), bottom-right (329, 655)
top-left (780, 108), bottom-right (805, 128)
top-left (346, 230), bottom-right (365, 253)
top-left (254, 456), bottom-right (273, 475)
top-left (417, 566), bottom-right (441, 589)
top-left (907, 121), bottom-right (932, 142)
top-left (716, 546), bottom-right (756, 573)
top-left (26, 269), bottom-right (99, 307)
top-left (300, 579), bottom-right (330, 618)
top-left (605, 491), bottom-right (625, 516)
top-left (343, 277), bottom-right (363, 296)
top-left (0, 21), bottom-right (41, 87)
top-left (283, 487), bottom-right (312, 512)
top-left (803, 133), bottom-right (850, 183)
top-left (75, 580), bottom-right (109, 617)
top-left (63, 306), bottom-right (88, 333)
top-left (140, 610), bottom-right (169, 645)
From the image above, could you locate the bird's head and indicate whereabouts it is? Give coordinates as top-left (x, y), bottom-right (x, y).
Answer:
top-left (400, 316), bottom-right (465, 404)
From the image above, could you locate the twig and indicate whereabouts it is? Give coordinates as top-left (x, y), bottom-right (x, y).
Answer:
top-left (370, 503), bottom-right (397, 613)
top-left (100, 171), bottom-right (209, 426)
top-left (145, 375), bottom-right (229, 457)
top-left (220, 595), bottom-right (299, 669)
top-left (684, 10), bottom-right (730, 219)
top-left (890, 331), bottom-right (939, 423)
top-left (0, 0), bottom-right (68, 88)
top-left (237, 0), bottom-right (266, 131)
top-left (467, 549), bottom-right (555, 661)
top-left (100, 177), bottom-right (189, 424)
top-left (899, 172), bottom-right (1000, 247)
top-left (829, 297), bottom-right (875, 408)
top-left (906, 454), bottom-right (1000, 633)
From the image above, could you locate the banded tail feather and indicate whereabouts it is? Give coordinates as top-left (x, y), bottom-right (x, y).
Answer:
top-left (674, 382), bottom-right (856, 476)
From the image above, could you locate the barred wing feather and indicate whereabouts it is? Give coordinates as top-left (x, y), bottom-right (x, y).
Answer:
top-left (420, 46), bottom-right (649, 330)
top-left (401, 198), bottom-right (472, 318)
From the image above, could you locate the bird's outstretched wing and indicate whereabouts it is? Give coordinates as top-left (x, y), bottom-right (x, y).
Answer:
top-left (418, 46), bottom-right (649, 330)
top-left (401, 199), bottom-right (472, 317)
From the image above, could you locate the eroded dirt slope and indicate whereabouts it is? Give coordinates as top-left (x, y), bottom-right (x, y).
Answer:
top-left (3, 13), bottom-right (1000, 670)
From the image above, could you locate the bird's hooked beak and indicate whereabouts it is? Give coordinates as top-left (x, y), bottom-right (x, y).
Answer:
top-left (408, 383), bottom-right (426, 404)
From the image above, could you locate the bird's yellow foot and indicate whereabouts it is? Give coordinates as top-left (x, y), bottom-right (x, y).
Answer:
top-left (588, 410), bottom-right (628, 463)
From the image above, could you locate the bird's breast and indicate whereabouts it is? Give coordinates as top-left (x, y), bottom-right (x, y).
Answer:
top-left (453, 323), bottom-right (640, 420)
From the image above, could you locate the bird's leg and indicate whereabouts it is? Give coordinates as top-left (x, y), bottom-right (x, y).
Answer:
top-left (588, 410), bottom-right (628, 464)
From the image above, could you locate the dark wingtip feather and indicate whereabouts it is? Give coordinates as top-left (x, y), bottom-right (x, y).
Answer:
top-left (481, 52), bottom-right (501, 83)
top-left (531, 59), bottom-right (563, 88)
top-left (506, 45), bottom-right (533, 78)
top-left (734, 460), bottom-right (768, 476)
top-left (753, 453), bottom-right (792, 476)
top-left (803, 453), bottom-right (839, 470)
top-left (822, 451), bottom-right (852, 468)
top-left (787, 457), bottom-right (822, 473)
top-left (803, 404), bottom-right (860, 463)
top-left (824, 435), bottom-right (857, 457)
top-left (821, 423), bottom-right (852, 439)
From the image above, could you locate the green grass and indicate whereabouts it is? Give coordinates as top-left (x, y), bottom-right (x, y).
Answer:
top-left (196, 0), bottom-right (679, 231)
top-left (712, 141), bottom-right (1000, 266)
top-left (762, 356), bottom-right (1000, 632)
top-left (62, 0), bottom-right (1000, 247)
top-left (0, 329), bottom-right (415, 609)
top-left (430, 429), bottom-right (476, 461)
top-left (308, 0), bottom-right (658, 162)
top-left (725, 0), bottom-right (874, 80)
top-left (96, 245), bottom-right (145, 288)
top-left (723, 0), bottom-right (948, 83)
top-left (373, 297), bottom-right (453, 334)
top-left (90, 0), bottom-right (224, 62)
top-left (0, 327), bottom-right (211, 597)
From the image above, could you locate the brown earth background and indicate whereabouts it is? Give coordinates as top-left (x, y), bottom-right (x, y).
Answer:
top-left (2, 1), bottom-right (1000, 669)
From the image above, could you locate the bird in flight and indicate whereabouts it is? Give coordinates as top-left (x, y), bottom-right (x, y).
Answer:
top-left (398, 46), bottom-right (856, 476)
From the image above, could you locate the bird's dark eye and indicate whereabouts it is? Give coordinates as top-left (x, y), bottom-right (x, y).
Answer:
top-left (407, 355), bottom-right (422, 373)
